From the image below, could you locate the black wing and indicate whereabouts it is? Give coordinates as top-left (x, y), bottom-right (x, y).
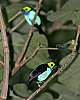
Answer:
top-left (29, 64), bottom-right (48, 81)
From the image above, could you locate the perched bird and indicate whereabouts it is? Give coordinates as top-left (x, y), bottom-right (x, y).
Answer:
top-left (28, 61), bottom-right (58, 89)
top-left (21, 6), bottom-right (41, 26)
top-left (19, 6), bottom-right (47, 33)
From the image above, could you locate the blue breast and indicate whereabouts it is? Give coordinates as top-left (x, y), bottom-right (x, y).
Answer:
top-left (23, 10), bottom-right (41, 26)
top-left (37, 67), bottom-right (52, 82)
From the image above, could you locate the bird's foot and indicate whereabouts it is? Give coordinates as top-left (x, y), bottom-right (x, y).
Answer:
top-left (36, 81), bottom-right (43, 87)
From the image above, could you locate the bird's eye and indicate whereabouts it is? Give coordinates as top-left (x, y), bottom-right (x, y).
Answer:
top-left (51, 64), bottom-right (53, 66)
top-left (48, 62), bottom-right (55, 68)
top-left (23, 7), bottom-right (31, 12)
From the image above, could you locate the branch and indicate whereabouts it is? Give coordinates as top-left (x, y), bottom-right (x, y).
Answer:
top-left (0, 6), bottom-right (9, 99)
top-left (12, 0), bottom-right (43, 75)
top-left (8, 11), bottom-right (22, 23)
top-left (9, 19), bottom-right (25, 33)
top-left (73, 25), bottom-right (80, 52)
top-left (39, 47), bottom-right (59, 50)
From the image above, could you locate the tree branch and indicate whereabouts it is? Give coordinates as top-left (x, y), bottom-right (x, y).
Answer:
top-left (8, 11), bottom-right (22, 23)
top-left (0, 6), bottom-right (9, 99)
top-left (9, 19), bottom-right (25, 33)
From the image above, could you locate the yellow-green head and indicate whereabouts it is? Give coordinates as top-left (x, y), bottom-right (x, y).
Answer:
top-left (48, 62), bottom-right (55, 69)
top-left (21, 6), bottom-right (31, 14)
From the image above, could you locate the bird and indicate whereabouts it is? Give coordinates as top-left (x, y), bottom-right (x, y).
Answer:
top-left (19, 6), bottom-right (47, 34)
top-left (28, 61), bottom-right (58, 89)
top-left (21, 6), bottom-right (41, 26)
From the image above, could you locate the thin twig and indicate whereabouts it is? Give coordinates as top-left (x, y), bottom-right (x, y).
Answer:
top-left (0, 6), bottom-right (9, 99)
top-left (73, 25), bottom-right (80, 52)
top-left (12, 0), bottom-right (43, 75)
top-left (39, 47), bottom-right (59, 50)
top-left (8, 11), bottom-right (22, 23)
top-left (9, 19), bottom-right (25, 33)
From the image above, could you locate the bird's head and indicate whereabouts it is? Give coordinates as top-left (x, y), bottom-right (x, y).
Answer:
top-left (48, 62), bottom-right (55, 69)
top-left (21, 6), bottom-right (31, 15)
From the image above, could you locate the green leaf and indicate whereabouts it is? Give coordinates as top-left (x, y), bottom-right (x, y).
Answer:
top-left (35, 92), bottom-right (54, 100)
top-left (0, 67), bottom-right (3, 81)
top-left (9, 67), bottom-right (31, 87)
top-left (13, 83), bottom-right (32, 98)
top-left (49, 83), bottom-right (80, 100)
top-left (47, 10), bottom-right (74, 22)
top-left (58, 95), bottom-right (80, 100)
top-left (72, 11), bottom-right (80, 25)
top-left (9, 90), bottom-right (23, 100)
top-left (47, 10), bottom-right (77, 23)
top-left (58, 54), bottom-right (80, 96)
top-left (26, 31), bottom-right (49, 69)
top-left (47, 0), bottom-right (80, 25)
top-left (9, 0), bottom-right (22, 3)
top-left (10, 32), bottom-right (25, 59)
top-left (61, 0), bottom-right (80, 10)
top-left (8, 97), bottom-right (22, 100)
top-left (6, 4), bottom-right (22, 20)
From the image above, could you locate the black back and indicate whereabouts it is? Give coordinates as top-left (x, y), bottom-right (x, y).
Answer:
top-left (29, 64), bottom-right (48, 81)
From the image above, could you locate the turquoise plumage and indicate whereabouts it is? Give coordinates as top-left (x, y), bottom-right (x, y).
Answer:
top-left (21, 6), bottom-right (41, 26)
top-left (24, 10), bottom-right (41, 26)
top-left (37, 67), bottom-right (52, 82)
